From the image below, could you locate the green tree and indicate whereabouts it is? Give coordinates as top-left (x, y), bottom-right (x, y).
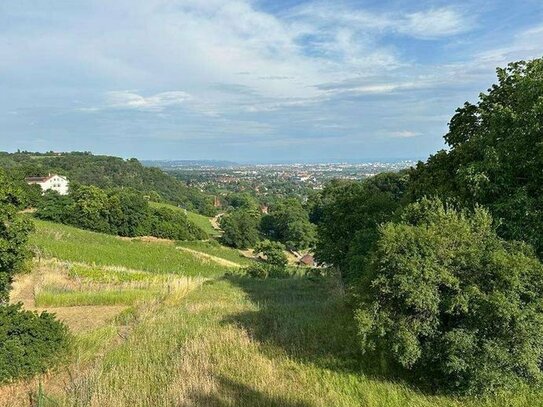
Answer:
top-left (69, 185), bottom-right (112, 233)
top-left (226, 192), bottom-right (258, 211)
top-left (315, 172), bottom-right (408, 283)
top-left (0, 169), bottom-right (68, 383)
top-left (356, 198), bottom-right (543, 394)
top-left (220, 209), bottom-right (260, 249)
top-left (36, 190), bottom-right (74, 224)
top-left (260, 198), bottom-right (316, 251)
top-left (143, 206), bottom-right (208, 241)
top-left (409, 58), bottom-right (543, 257)
top-left (254, 240), bottom-right (288, 268)
top-left (0, 170), bottom-right (34, 302)
top-left (108, 189), bottom-right (149, 237)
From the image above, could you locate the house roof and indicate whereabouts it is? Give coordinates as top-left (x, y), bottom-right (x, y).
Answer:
top-left (299, 254), bottom-right (315, 265)
top-left (26, 176), bottom-right (52, 183)
top-left (25, 174), bottom-right (67, 183)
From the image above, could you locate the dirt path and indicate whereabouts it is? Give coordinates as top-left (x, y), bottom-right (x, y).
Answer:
top-left (210, 212), bottom-right (224, 232)
top-left (176, 246), bottom-right (242, 268)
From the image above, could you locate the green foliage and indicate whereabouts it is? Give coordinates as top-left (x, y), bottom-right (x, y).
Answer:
top-left (356, 198), bottom-right (543, 394)
top-left (243, 263), bottom-right (299, 279)
top-left (254, 240), bottom-right (288, 268)
top-left (0, 303), bottom-right (68, 383)
top-left (226, 192), bottom-right (259, 211)
top-left (409, 58), bottom-right (543, 257)
top-left (0, 151), bottom-right (216, 215)
top-left (36, 185), bottom-right (208, 241)
top-left (0, 170), bottom-right (34, 303)
top-left (220, 209), bottom-right (260, 249)
top-left (0, 170), bottom-right (68, 384)
top-left (143, 206), bottom-right (208, 241)
top-left (150, 201), bottom-right (219, 237)
top-left (315, 173), bottom-right (408, 283)
top-left (36, 190), bottom-right (74, 223)
top-left (260, 198), bottom-right (316, 250)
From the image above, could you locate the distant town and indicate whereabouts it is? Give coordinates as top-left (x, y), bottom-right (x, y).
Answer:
top-left (144, 160), bottom-right (416, 195)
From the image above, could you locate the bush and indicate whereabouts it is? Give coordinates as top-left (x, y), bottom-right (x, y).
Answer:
top-left (356, 198), bottom-right (543, 394)
top-left (36, 186), bottom-right (208, 241)
top-left (244, 263), bottom-right (299, 279)
top-left (143, 206), bottom-right (208, 241)
top-left (0, 303), bottom-right (69, 383)
top-left (254, 240), bottom-right (288, 268)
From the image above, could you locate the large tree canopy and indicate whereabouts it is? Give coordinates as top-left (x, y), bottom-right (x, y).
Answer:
top-left (315, 172), bottom-right (408, 283)
top-left (357, 198), bottom-right (543, 394)
top-left (409, 59), bottom-right (543, 256)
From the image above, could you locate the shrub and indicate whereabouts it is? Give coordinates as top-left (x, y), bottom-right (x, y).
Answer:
top-left (0, 304), bottom-right (69, 383)
top-left (244, 263), bottom-right (298, 279)
top-left (143, 206), bottom-right (208, 241)
top-left (356, 198), bottom-right (543, 394)
top-left (254, 240), bottom-right (288, 268)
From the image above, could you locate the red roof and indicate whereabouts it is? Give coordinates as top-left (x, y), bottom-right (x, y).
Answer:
top-left (299, 254), bottom-right (315, 266)
top-left (26, 175), bottom-right (53, 183)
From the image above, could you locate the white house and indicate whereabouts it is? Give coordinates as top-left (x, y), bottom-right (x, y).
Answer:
top-left (26, 174), bottom-right (70, 195)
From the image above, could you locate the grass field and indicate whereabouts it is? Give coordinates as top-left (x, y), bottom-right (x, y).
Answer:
top-left (30, 219), bottom-right (227, 277)
top-left (9, 276), bottom-right (542, 406)
top-left (149, 201), bottom-right (220, 237)
top-left (4, 220), bottom-right (543, 406)
top-left (176, 240), bottom-right (254, 266)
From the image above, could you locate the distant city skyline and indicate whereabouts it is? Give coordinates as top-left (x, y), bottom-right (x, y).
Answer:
top-left (1, 1), bottom-right (543, 161)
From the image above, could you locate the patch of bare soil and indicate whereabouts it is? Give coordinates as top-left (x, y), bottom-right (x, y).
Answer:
top-left (10, 261), bottom-right (127, 333)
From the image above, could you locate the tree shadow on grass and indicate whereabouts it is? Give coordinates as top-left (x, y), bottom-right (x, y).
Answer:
top-left (186, 374), bottom-right (312, 407)
top-left (222, 275), bottom-right (365, 374)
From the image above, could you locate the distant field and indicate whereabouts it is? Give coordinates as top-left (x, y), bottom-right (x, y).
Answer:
top-left (30, 219), bottom-right (226, 277)
top-left (176, 240), bottom-right (254, 266)
top-left (149, 201), bottom-right (220, 237)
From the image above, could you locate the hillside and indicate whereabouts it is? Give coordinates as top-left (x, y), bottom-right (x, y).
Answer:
top-left (149, 201), bottom-right (221, 237)
top-left (0, 151), bottom-right (216, 215)
top-left (2, 219), bottom-right (542, 406)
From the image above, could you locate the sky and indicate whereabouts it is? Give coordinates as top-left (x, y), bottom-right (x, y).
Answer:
top-left (1, 1), bottom-right (542, 163)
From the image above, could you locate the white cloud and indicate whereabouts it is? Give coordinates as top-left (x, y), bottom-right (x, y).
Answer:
top-left (401, 8), bottom-right (472, 39)
top-left (105, 91), bottom-right (192, 111)
top-left (390, 130), bottom-right (420, 138)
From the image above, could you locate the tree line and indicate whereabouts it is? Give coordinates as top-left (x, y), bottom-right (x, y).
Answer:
top-left (0, 152), bottom-right (217, 216)
top-left (218, 192), bottom-right (316, 252)
top-left (314, 58), bottom-right (543, 394)
top-left (36, 185), bottom-right (208, 241)
top-left (0, 170), bottom-right (68, 383)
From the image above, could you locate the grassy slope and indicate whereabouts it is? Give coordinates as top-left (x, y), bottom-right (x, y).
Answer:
top-left (32, 276), bottom-right (542, 407)
top-left (8, 220), bottom-right (543, 406)
top-left (176, 240), bottom-right (254, 266)
top-left (30, 219), bottom-right (226, 277)
top-left (150, 201), bottom-right (220, 237)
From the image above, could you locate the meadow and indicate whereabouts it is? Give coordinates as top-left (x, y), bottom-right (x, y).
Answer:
top-left (12, 275), bottom-right (543, 406)
top-left (176, 240), bottom-right (254, 266)
top-left (4, 220), bottom-right (543, 406)
top-left (30, 219), bottom-right (227, 277)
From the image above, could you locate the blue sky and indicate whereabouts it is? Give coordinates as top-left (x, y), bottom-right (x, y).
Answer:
top-left (1, 1), bottom-right (542, 163)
